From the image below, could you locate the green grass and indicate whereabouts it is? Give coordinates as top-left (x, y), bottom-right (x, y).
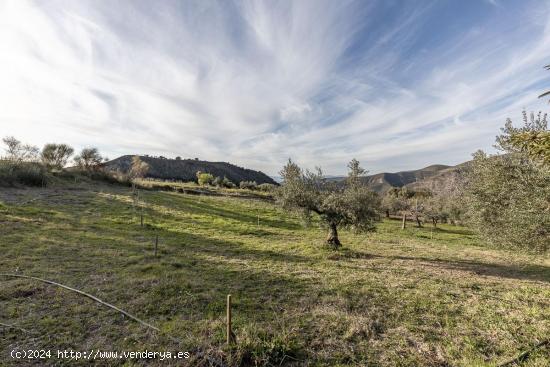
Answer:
top-left (133, 178), bottom-right (274, 198)
top-left (0, 183), bottom-right (548, 366)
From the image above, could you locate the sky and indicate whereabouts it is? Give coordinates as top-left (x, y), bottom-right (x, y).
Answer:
top-left (1, 0), bottom-right (549, 176)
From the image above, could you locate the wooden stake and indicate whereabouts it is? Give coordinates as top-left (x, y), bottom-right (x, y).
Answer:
top-left (401, 214), bottom-right (406, 229)
top-left (226, 294), bottom-right (232, 344)
top-left (140, 213), bottom-right (143, 227)
top-left (154, 235), bottom-right (158, 257)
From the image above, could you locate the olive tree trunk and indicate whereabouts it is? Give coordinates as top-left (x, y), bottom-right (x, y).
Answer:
top-left (326, 223), bottom-right (341, 248)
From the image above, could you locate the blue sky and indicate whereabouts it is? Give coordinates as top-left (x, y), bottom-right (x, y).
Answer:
top-left (0, 0), bottom-right (549, 175)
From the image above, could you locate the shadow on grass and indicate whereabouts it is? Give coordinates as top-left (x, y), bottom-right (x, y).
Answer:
top-left (153, 192), bottom-right (301, 230)
top-left (433, 227), bottom-right (476, 236)
top-left (341, 249), bottom-right (550, 283)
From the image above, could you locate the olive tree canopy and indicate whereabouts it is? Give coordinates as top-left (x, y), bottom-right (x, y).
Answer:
top-left (464, 110), bottom-right (550, 252)
top-left (277, 158), bottom-right (380, 248)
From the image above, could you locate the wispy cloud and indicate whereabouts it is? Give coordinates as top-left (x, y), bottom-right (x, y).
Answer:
top-left (0, 0), bottom-right (549, 175)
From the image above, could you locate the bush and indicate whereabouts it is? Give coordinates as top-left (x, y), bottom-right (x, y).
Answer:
top-left (0, 160), bottom-right (48, 187)
top-left (239, 181), bottom-right (257, 190)
top-left (212, 176), bottom-right (223, 187)
top-left (257, 183), bottom-right (276, 192)
top-left (222, 176), bottom-right (235, 188)
top-left (197, 172), bottom-right (214, 186)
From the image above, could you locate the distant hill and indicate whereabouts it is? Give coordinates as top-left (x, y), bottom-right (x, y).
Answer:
top-left (329, 164), bottom-right (453, 193)
top-left (103, 155), bottom-right (277, 185)
top-left (404, 162), bottom-right (468, 193)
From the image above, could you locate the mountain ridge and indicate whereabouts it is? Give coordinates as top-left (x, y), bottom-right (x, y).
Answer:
top-left (328, 163), bottom-right (459, 193)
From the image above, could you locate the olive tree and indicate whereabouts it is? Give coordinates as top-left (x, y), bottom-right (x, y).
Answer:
top-left (496, 111), bottom-right (549, 166)
top-left (382, 187), bottom-right (411, 228)
top-left (464, 111), bottom-right (550, 252)
top-left (277, 158), bottom-right (380, 248)
top-left (422, 194), bottom-right (448, 228)
top-left (41, 143), bottom-right (74, 169)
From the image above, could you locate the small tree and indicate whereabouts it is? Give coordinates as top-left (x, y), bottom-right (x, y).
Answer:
top-left (406, 189), bottom-right (431, 228)
top-left (382, 187), bottom-right (411, 228)
top-left (423, 194), bottom-right (447, 228)
top-left (74, 147), bottom-right (105, 171)
top-left (41, 143), bottom-right (74, 169)
top-left (277, 158), bottom-right (380, 248)
top-left (2, 136), bottom-right (39, 163)
top-left (129, 155), bottom-right (149, 180)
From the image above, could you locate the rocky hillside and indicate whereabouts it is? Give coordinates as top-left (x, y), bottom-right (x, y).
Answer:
top-left (404, 163), bottom-right (468, 193)
top-left (361, 164), bottom-right (452, 193)
top-left (330, 164), bottom-right (454, 193)
top-left (103, 155), bottom-right (277, 185)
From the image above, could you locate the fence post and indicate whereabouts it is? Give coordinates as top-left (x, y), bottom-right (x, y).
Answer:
top-left (227, 294), bottom-right (233, 344)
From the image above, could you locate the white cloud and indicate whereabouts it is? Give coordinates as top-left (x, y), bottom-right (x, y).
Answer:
top-left (0, 0), bottom-right (549, 175)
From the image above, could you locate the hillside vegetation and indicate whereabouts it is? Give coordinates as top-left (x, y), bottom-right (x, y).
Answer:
top-left (103, 155), bottom-right (276, 185)
top-left (1, 182), bottom-right (548, 366)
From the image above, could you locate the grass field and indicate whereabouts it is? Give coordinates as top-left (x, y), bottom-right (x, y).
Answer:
top-left (1, 183), bottom-right (549, 366)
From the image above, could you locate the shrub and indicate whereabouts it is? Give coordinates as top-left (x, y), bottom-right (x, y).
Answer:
top-left (0, 160), bottom-right (48, 187)
top-left (88, 169), bottom-right (131, 186)
top-left (212, 176), bottom-right (223, 187)
top-left (257, 183), bottom-right (276, 192)
top-left (222, 176), bottom-right (235, 188)
top-left (196, 172), bottom-right (214, 186)
top-left (239, 181), bottom-right (257, 190)
top-left (224, 181), bottom-right (236, 188)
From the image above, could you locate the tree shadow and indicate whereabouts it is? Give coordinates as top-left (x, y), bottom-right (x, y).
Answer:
top-left (342, 251), bottom-right (550, 283)
top-left (154, 192), bottom-right (301, 230)
top-left (434, 227), bottom-right (476, 236)
top-left (158, 229), bottom-right (312, 265)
